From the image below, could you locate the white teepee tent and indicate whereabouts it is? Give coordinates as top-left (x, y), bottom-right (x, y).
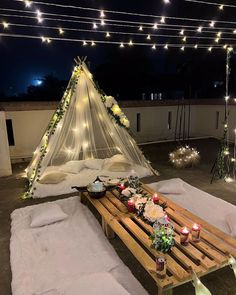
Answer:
top-left (24, 58), bottom-right (156, 198)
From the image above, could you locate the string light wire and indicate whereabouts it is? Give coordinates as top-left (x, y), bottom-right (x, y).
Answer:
top-left (185, 0), bottom-right (236, 9)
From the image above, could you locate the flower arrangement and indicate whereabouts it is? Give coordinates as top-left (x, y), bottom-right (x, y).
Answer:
top-left (143, 201), bottom-right (165, 223)
top-left (102, 95), bottom-right (130, 129)
top-left (150, 216), bottom-right (175, 253)
top-left (169, 145), bottom-right (200, 169)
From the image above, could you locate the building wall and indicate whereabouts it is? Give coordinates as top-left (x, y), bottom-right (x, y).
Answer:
top-left (3, 102), bottom-right (236, 159)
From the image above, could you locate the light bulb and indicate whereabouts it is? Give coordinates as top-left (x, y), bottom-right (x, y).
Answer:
top-left (197, 26), bottom-right (203, 33)
top-left (91, 41), bottom-right (96, 46)
top-left (217, 32), bottom-right (222, 37)
top-left (153, 23), bottom-right (158, 30)
top-left (180, 29), bottom-right (184, 35)
top-left (194, 44), bottom-right (198, 49)
top-left (152, 44), bottom-right (156, 50)
top-left (93, 23), bottom-right (97, 29)
top-left (2, 22), bottom-right (9, 28)
top-left (120, 42), bottom-right (124, 48)
top-left (163, 0), bottom-right (170, 4)
top-left (219, 4), bottom-right (224, 10)
top-left (234, 29), bottom-right (236, 34)
top-left (181, 46), bottom-right (185, 51)
top-left (83, 40), bottom-right (87, 46)
top-left (37, 17), bottom-right (43, 23)
top-left (210, 21), bottom-right (215, 27)
top-left (182, 36), bottom-right (187, 42)
top-left (139, 25), bottom-right (143, 31)
top-left (215, 38), bottom-right (220, 43)
top-left (128, 40), bottom-right (133, 46)
top-left (164, 44), bottom-right (168, 49)
top-left (59, 28), bottom-right (64, 35)
top-left (208, 46), bottom-right (212, 52)
top-left (24, 0), bottom-right (32, 7)
top-left (106, 32), bottom-right (110, 38)
top-left (147, 34), bottom-right (151, 40)
top-left (160, 17), bottom-right (165, 23)
top-left (100, 19), bottom-right (105, 26)
top-left (100, 10), bottom-right (105, 18)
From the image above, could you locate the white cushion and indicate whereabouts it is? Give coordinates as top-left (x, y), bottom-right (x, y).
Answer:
top-left (150, 178), bottom-right (186, 194)
top-left (60, 160), bottom-right (85, 174)
top-left (225, 212), bottom-right (236, 237)
top-left (39, 172), bottom-right (67, 184)
top-left (84, 159), bottom-right (104, 170)
top-left (30, 203), bottom-right (68, 228)
top-left (103, 154), bottom-right (132, 172)
top-left (110, 154), bottom-right (127, 163)
top-left (66, 272), bottom-right (131, 295)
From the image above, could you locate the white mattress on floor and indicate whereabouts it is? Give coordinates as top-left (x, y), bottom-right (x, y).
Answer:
top-left (34, 165), bottom-right (151, 198)
top-left (10, 196), bottom-right (148, 295)
top-left (148, 178), bottom-right (236, 236)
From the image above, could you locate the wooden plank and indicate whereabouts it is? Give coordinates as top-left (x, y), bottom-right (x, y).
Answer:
top-left (166, 208), bottom-right (236, 263)
top-left (84, 193), bottom-right (174, 289)
top-left (132, 215), bottom-right (216, 270)
top-left (121, 217), bottom-right (190, 282)
top-left (142, 183), bottom-right (236, 252)
top-left (102, 217), bottom-right (116, 239)
top-left (106, 191), bottom-right (128, 213)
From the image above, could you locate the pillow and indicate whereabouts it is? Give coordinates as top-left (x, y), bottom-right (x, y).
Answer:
top-left (225, 212), bottom-right (236, 237)
top-left (110, 154), bottom-right (127, 163)
top-left (84, 159), bottom-right (104, 170)
top-left (39, 172), bottom-right (67, 184)
top-left (150, 178), bottom-right (186, 194)
top-left (66, 272), bottom-right (131, 295)
top-left (60, 160), bottom-right (85, 174)
top-left (107, 162), bottom-right (131, 172)
top-left (30, 203), bottom-right (68, 228)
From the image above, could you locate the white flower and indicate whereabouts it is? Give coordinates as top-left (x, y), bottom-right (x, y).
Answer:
top-left (104, 96), bottom-right (116, 108)
top-left (120, 116), bottom-right (130, 128)
top-left (132, 195), bottom-right (148, 210)
top-left (111, 104), bottom-right (122, 116)
top-left (121, 187), bottom-right (136, 198)
top-left (143, 201), bottom-right (164, 223)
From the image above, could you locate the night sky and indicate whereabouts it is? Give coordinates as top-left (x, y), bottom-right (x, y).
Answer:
top-left (0, 0), bottom-right (235, 99)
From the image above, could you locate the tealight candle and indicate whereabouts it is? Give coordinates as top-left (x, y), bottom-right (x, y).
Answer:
top-left (192, 224), bottom-right (201, 242)
top-left (152, 193), bottom-right (160, 204)
top-left (127, 199), bottom-right (135, 213)
top-left (180, 227), bottom-right (190, 245)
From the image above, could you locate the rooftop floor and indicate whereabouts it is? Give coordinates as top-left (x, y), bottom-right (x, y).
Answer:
top-left (0, 138), bottom-right (235, 295)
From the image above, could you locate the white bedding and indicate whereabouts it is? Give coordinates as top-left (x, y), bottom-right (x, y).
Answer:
top-left (10, 197), bottom-right (147, 295)
top-left (148, 178), bottom-right (236, 236)
top-left (34, 165), bottom-right (151, 198)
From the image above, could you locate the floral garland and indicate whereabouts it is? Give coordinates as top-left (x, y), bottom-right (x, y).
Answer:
top-left (101, 95), bottom-right (130, 129)
top-left (119, 185), bottom-right (174, 253)
top-left (22, 66), bottom-right (81, 199)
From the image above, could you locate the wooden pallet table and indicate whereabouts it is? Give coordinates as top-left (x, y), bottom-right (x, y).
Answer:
top-left (81, 183), bottom-right (236, 295)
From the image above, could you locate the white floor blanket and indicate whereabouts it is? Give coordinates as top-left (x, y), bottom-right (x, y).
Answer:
top-left (34, 165), bottom-right (151, 198)
top-left (148, 179), bottom-right (236, 236)
top-left (10, 197), bottom-right (147, 295)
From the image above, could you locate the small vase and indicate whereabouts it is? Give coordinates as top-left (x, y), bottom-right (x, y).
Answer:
top-left (156, 255), bottom-right (167, 278)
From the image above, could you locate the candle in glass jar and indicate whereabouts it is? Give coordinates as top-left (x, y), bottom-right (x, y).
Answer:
top-left (127, 199), bottom-right (135, 213)
top-left (152, 193), bottom-right (160, 204)
top-left (118, 183), bottom-right (125, 192)
top-left (180, 227), bottom-right (190, 245)
top-left (192, 224), bottom-right (201, 242)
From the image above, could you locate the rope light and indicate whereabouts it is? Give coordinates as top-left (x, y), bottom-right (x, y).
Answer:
top-left (12, 0), bottom-right (236, 26)
top-left (0, 32), bottom-right (232, 49)
top-left (3, 21), bottom-right (236, 43)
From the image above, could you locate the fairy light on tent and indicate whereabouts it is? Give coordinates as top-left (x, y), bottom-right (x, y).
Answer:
top-left (147, 34), bottom-right (151, 40)
top-left (164, 44), bottom-right (169, 49)
top-left (83, 40), bottom-right (87, 46)
top-left (180, 29), bottom-right (185, 35)
top-left (106, 32), bottom-right (110, 38)
top-left (91, 41), bottom-right (96, 46)
top-left (219, 4), bottom-right (224, 10)
top-left (120, 42), bottom-right (124, 48)
top-left (128, 40), bottom-right (133, 46)
top-left (100, 10), bottom-right (105, 18)
top-left (181, 46), bottom-right (185, 51)
top-left (93, 22), bottom-right (98, 29)
top-left (100, 19), bottom-right (105, 26)
top-left (208, 46), bottom-right (213, 52)
top-left (163, 0), bottom-right (170, 4)
top-left (194, 44), bottom-right (198, 49)
top-left (182, 36), bottom-right (187, 42)
top-left (152, 44), bottom-right (156, 50)
top-left (139, 25), bottom-right (143, 31)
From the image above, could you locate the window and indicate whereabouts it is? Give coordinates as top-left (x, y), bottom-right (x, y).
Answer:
top-left (168, 111), bottom-right (172, 130)
top-left (216, 111), bottom-right (220, 130)
top-left (137, 113), bottom-right (141, 132)
top-left (6, 119), bottom-right (15, 146)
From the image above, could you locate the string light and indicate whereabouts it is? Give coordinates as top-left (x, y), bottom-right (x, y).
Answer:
top-left (91, 40), bottom-right (96, 46)
top-left (181, 45), bottom-right (185, 51)
top-left (208, 46), bottom-right (213, 52)
top-left (83, 40), bottom-right (87, 46)
top-left (100, 10), bottom-right (105, 18)
top-left (160, 17), bottom-right (165, 23)
top-left (105, 31), bottom-right (110, 37)
top-left (93, 22), bottom-right (97, 29)
top-left (128, 40), bottom-right (133, 46)
top-left (217, 32), bottom-right (222, 37)
top-left (2, 21), bottom-right (9, 28)
top-left (182, 36), bottom-right (187, 42)
top-left (152, 44), bottom-right (156, 49)
top-left (197, 26), bottom-right (203, 32)
top-left (153, 23), bottom-right (158, 30)
top-left (59, 28), bottom-right (64, 35)
top-left (139, 25), bottom-right (143, 31)
top-left (163, 0), bottom-right (170, 4)
top-left (24, 0), bottom-right (32, 8)
top-left (180, 29), bottom-right (185, 35)
top-left (234, 30), bottom-right (236, 34)
top-left (120, 42), bottom-right (124, 48)
top-left (209, 21), bottom-right (215, 28)
top-left (219, 4), bottom-right (224, 10)
top-left (215, 37), bottom-right (220, 43)
top-left (164, 44), bottom-right (168, 49)
top-left (100, 19), bottom-right (105, 26)
top-left (147, 34), bottom-right (151, 40)
top-left (194, 44), bottom-right (198, 49)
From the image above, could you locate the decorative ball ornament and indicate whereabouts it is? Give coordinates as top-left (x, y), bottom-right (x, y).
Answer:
top-left (169, 146), bottom-right (200, 169)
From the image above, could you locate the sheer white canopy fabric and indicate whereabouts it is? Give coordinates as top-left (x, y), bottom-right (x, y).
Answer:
top-left (26, 60), bottom-right (154, 198)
